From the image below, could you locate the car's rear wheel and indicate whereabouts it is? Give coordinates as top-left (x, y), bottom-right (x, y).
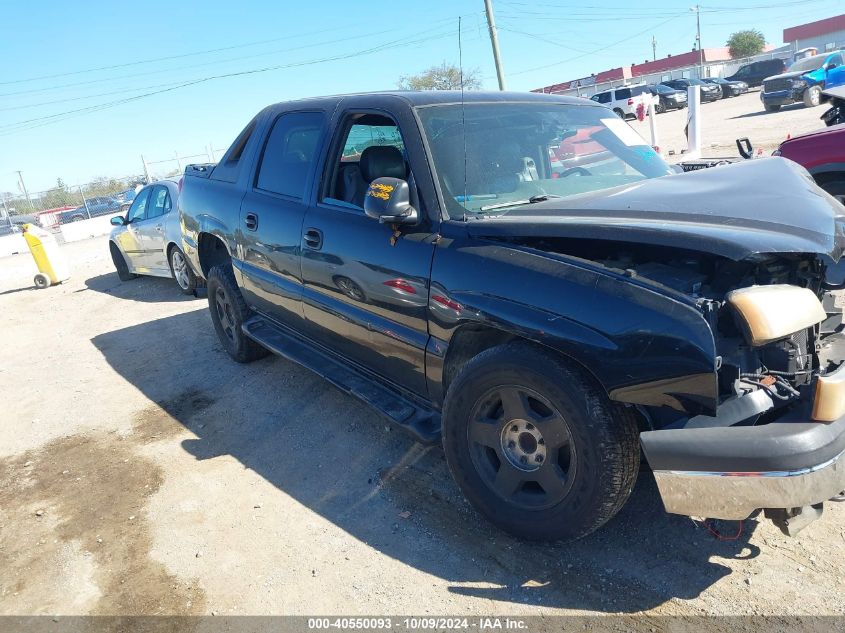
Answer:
top-left (442, 341), bottom-right (640, 542)
top-left (169, 246), bottom-right (199, 295)
top-left (109, 242), bottom-right (136, 282)
top-left (803, 85), bottom-right (822, 107)
top-left (207, 264), bottom-right (269, 363)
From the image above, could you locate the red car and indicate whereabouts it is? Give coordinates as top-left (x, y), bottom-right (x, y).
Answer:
top-left (774, 123), bottom-right (845, 205)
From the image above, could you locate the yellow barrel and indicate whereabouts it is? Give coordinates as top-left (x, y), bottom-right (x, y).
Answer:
top-left (22, 223), bottom-right (70, 288)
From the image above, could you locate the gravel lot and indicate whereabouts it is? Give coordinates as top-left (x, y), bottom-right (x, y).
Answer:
top-left (3, 233), bottom-right (845, 623)
top-left (627, 90), bottom-right (828, 159)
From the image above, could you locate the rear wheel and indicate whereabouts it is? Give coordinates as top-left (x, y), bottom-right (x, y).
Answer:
top-left (207, 264), bottom-right (269, 363)
top-left (169, 246), bottom-right (198, 295)
top-left (442, 342), bottom-right (640, 542)
top-left (109, 242), bottom-right (136, 282)
top-left (803, 85), bottom-right (822, 108)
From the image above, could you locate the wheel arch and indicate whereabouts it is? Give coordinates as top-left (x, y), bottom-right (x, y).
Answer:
top-left (197, 231), bottom-right (232, 277)
top-left (440, 323), bottom-right (608, 401)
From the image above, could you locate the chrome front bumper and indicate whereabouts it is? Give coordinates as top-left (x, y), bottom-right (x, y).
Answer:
top-left (652, 449), bottom-right (845, 520)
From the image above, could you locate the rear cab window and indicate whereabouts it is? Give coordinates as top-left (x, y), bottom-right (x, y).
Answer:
top-left (255, 111), bottom-right (326, 199)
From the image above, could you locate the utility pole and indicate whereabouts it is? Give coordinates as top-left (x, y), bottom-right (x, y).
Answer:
top-left (15, 170), bottom-right (34, 212)
top-left (652, 35), bottom-right (657, 61)
top-left (141, 154), bottom-right (152, 184)
top-left (483, 0), bottom-right (507, 91)
top-left (692, 5), bottom-right (704, 78)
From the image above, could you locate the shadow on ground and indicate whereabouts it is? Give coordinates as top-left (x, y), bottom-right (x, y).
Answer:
top-left (84, 272), bottom-right (202, 303)
top-left (91, 310), bottom-right (759, 613)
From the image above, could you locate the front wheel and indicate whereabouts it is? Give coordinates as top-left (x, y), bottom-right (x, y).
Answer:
top-left (764, 103), bottom-right (781, 112)
top-left (442, 342), bottom-right (640, 542)
top-left (207, 265), bottom-right (269, 363)
top-left (169, 246), bottom-right (199, 295)
top-left (612, 108), bottom-right (625, 119)
top-left (804, 85), bottom-right (822, 108)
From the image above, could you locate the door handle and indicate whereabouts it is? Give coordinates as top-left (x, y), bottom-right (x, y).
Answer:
top-left (244, 212), bottom-right (258, 231)
top-left (303, 228), bottom-right (323, 250)
top-left (155, 224), bottom-right (163, 232)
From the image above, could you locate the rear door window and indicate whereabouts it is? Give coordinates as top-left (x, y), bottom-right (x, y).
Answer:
top-left (256, 111), bottom-right (326, 199)
top-left (147, 186), bottom-right (170, 220)
top-left (615, 88), bottom-right (631, 100)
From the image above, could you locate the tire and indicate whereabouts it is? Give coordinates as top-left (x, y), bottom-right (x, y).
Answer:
top-left (109, 242), bottom-right (136, 282)
top-left (655, 102), bottom-right (665, 114)
top-left (612, 108), bottom-right (625, 118)
top-left (206, 264), bottom-right (269, 363)
top-left (819, 180), bottom-right (845, 206)
top-left (169, 245), bottom-right (198, 295)
top-left (33, 273), bottom-right (51, 289)
top-left (764, 103), bottom-right (781, 113)
top-left (442, 341), bottom-right (640, 542)
top-left (803, 85), bottom-right (822, 108)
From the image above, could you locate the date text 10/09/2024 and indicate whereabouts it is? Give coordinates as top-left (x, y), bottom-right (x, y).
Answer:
top-left (307, 617), bottom-right (529, 630)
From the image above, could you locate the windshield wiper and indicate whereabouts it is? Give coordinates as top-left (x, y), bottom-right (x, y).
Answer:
top-left (478, 194), bottom-right (561, 212)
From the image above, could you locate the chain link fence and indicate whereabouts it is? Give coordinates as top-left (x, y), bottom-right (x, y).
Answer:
top-left (0, 145), bottom-right (228, 242)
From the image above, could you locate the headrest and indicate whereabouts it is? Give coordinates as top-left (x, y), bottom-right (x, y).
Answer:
top-left (360, 145), bottom-right (405, 182)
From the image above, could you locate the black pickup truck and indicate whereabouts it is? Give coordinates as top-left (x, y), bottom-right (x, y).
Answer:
top-left (178, 91), bottom-right (845, 541)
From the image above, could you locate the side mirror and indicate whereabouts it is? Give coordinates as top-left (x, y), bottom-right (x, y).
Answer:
top-left (110, 216), bottom-right (126, 226)
top-left (363, 177), bottom-right (418, 225)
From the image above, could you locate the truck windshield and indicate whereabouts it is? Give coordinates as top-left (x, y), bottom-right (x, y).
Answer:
top-left (416, 102), bottom-right (672, 216)
top-left (788, 55), bottom-right (827, 73)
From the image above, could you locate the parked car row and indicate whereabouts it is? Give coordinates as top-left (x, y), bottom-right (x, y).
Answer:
top-left (57, 195), bottom-right (130, 224)
top-left (589, 76), bottom-right (747, 120)
top-left (761, 51), bottom-right (845, 112)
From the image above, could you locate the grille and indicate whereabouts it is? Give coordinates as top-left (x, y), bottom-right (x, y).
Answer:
top-left (764, 78), bottom-right (791, 92)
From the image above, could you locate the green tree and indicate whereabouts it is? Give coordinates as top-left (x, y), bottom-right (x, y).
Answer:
top-left (397, 62), bottom-right (481, 91)
top-left (727, 29), bottom-right (766, 59)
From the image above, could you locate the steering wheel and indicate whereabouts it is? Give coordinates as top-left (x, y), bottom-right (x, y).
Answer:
top-left (558, 167), bottom-right (591, 178)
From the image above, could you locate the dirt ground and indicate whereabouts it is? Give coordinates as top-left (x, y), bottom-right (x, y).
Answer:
top-left (3, 234), bottom-right (845, 622)
top-left (627, 89), bottom-right (828, 159)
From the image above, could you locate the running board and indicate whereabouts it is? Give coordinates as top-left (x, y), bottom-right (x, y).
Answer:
top-left (242, 316), bottom-right (441, 444)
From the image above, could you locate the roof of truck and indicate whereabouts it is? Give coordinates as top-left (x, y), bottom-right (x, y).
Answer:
top-left (279, 90), bottom-right (593, 108)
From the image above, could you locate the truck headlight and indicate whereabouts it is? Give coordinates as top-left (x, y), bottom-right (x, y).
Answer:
top-left (727, 285), bottom-right (827, 347)
top-left (791, 79), bottom-right (808, 88)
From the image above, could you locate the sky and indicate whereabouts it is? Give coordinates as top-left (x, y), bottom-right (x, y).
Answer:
top-left (0, 0), bottom-right (841, 194)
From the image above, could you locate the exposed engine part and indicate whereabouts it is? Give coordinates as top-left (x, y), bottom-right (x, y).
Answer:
top-left (623, 261), bottom-right (707, 295)
top-left (765, 504), bottom-right (824, 537)
top-left (740, 373), bottom-right (801, 401)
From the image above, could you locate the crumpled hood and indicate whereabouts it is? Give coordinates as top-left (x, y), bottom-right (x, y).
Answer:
top-left (467, 157), bottom-right (845, 262)
top-left (764, 71), bottom-right (808, 82)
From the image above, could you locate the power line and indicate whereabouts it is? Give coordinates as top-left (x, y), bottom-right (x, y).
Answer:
top-left (0, 27), bottom-right (470, 136)
top-left (504, 13), bottom-right (684, 78)
top-left (0, 19), bottom-right (469, 99)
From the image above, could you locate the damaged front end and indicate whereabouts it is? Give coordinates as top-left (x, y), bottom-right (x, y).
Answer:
top-left (631, 251), bottom-right (845, 535)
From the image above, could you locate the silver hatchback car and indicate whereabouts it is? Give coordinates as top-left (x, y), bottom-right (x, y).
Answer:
top-left (108, 179), bottom-right (199, 294)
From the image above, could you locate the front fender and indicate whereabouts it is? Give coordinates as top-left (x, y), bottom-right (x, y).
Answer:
top-left (429, 234), bottom-right (717, 415)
